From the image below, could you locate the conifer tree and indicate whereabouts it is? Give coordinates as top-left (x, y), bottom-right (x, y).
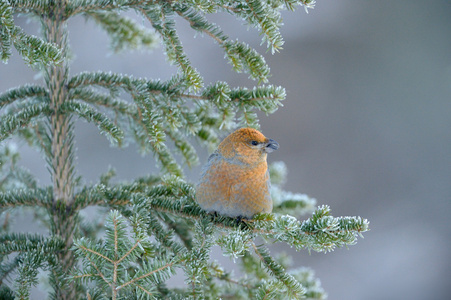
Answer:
top-left (0, 0), bottom-right (369, 299)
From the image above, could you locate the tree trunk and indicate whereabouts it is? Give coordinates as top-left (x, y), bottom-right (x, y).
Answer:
top-left (43, 1), bottom-right (77, 298)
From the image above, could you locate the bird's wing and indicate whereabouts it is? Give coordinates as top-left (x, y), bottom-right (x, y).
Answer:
top-left (207, 150), bottom-right (220, 163)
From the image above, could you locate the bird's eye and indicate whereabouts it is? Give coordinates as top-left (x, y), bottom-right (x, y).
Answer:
top-left (251, 141), bottom-right (258, 146)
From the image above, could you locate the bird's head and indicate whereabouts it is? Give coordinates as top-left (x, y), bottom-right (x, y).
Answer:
top-left (218, 128), bottom-right (279, 164)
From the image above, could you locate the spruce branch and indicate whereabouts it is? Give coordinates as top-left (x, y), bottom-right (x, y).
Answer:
top-left (252, 242), bottom-right (306, 299)
top-left (15, 252), bottom-right (41, 299)
top-left (158, 214), bottom-right (194, 250)
top-left (174, 4), bottom-right (227, 44)
top-left (66, 0), bottom-right (149, 16)
top-left (0, 0), bottom-right (15, 62)
top-left (73, 175), bottom-right (161, 209)
top-left (217, 228), bottom-right (252, 260)
top-left (255, 280), bottom-right (286, 300)
top-left (85, 10), bottom-right (158, 53)
top-left (223, 40), bottom-right (271, 82)
top-left (9, 26), bottom-right (63, 66)
top-left (0, 92), bottom-right (52, 157)
top-left (59, 100), bottom-right (124, 145)
top-left (0, 233), bottom-right (64, 297)
top-left (289, 267), bottom-right (327, 299)
top-left (126, 176), bottom-right (369, 252)
top-left (68, 71), bottom-right (141, 93)
top-left (16, 122), bottom-right (53, 161)
top-left (269, 161), bottom-right (317, 216)
top-left (250, 208), bottom-right (369, 253)
top-left (75, 175), bottom-right (368, 254)
top-left (0, 255), bottom-right (20, 285)
top-left (0, 285), bottom-right (14, 300)
top-left (0, 144), bottom-right (39, 190)
top-left (242, 0), bottom-right (285, 53)
top-left (68, 72), bottom-right (284, 110)
top-left (174, 4), bottom-right (271, 83)
top-left (141, 4), bottom-right (204, 92)
top-left (68, 87), bottom-right (138, 117)
top-left (165, 129), bottom-right (199, 167)
top-left (0, 103), bottom-right (52, 142)
top-left (0, 233), bottom-right (63, 256)
top-left (146, 211), bottom-right (188, 257)
top-left (219, 0), bottom-right (315, 53)
top-left (181, 218), bottom-right (216, 298)
top-left (272, 189), bottom-right (317, 216)
top-left (72, 174), bottom-right (366, 299)
top-left (0, 0), bottom-right (371, 298)
top-left (0, 1), bottom-right (62, 64)
top-left (67, 71), bottom-right (284, 171)
top-left (139, 185), bottom-right (368, 252)
top-left (0, 85), bottom-right (48, 109)
top-left (72, 210), bottom-right (178, 299)
top-left (241, 250), bottom-right (269, 281)
top-left (0, 188), bottom-right (51, 208)
top-left (6, 0), bottom-right (58, 15)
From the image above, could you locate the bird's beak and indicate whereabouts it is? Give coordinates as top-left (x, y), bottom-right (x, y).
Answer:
top-left (264, 139), bottom-right (279, 153)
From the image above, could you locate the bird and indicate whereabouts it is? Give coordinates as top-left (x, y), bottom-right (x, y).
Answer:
top-left (196, 127), bottom-right (279, 219)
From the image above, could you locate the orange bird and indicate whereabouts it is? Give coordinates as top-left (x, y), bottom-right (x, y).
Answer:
top-left (196, 128), bottom-right (279, 219)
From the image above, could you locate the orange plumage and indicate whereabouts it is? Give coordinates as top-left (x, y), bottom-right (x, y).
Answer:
top-left (196, 128), bottom-right (279, 218)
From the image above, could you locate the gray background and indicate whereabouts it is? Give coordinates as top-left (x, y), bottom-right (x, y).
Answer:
top-left (1, 0), bottom-right (450, 299)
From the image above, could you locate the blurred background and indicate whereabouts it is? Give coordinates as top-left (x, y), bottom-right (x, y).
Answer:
top-left (1, 0), bottom-right (450, 299)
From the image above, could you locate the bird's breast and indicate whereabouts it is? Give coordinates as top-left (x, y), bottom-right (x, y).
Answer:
top-left (215, 158), bottom-right (267, 183)
top-left (196, 155), bottom-right (271, 218)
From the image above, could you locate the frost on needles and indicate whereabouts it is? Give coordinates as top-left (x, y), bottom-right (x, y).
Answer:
top-left (0, 0), bottom-right (367, 299)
